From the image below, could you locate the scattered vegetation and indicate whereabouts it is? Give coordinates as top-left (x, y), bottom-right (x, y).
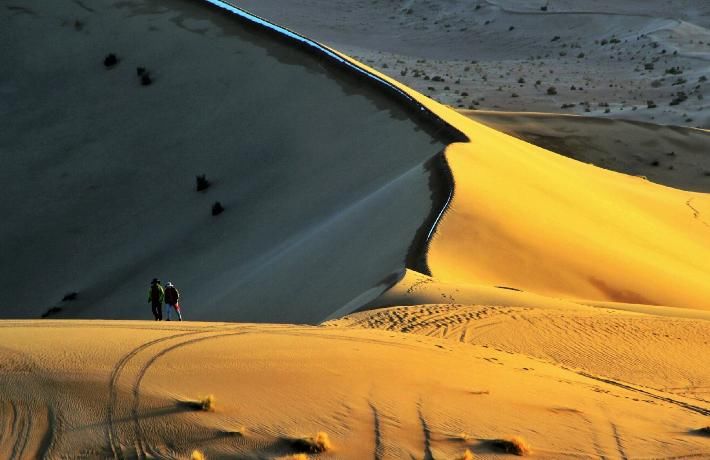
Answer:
top-left (546, 86), bottom-right (557, 95)
top-left (489, 436), bottom-right (531, 456)
top-left (196, 174), bottom-right (211, 192)
top-left (290, 432), bottom-right (332, 454)
top-left (141, 73), bottom-right (153, 86)
top-left (182, 394), bottom-right (216, 411)
top-left (459, 449), bottom-right (475, 460)
top-left (212, 202), bottom-right (224, 216)
top-left (665, 66), bottom-right (683, 75)
top-left (670, 91), bottom-right (688, 106)
top-left (41, 307), bottom-right (63, 319)
top-left (103, 53), bottom-right (118, 68)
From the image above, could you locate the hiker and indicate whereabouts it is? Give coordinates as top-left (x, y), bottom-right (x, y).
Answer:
top-left (148, 278), bottom-right (164, 321)
top-left (164, 281), bottom-right (183, 321)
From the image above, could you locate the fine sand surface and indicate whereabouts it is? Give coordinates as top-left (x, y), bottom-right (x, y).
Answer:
top-left (3, 1), bottom-right (710, 458)
top-left (1, 320), bottom-right (708, 459)
top-left (236, 0), bottom-right (710, 128)
top-left (464, 110), bottom-right (710, 193)
top-left (334, 269), bottom-right (710, 403)
top-left (0, 0), bottom-right (454, 322)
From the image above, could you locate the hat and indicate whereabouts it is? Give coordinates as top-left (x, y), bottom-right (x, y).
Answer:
top-left (151, 278), bottom-right (160, 284)
top-left (166, 282), bottom-right (173, 287)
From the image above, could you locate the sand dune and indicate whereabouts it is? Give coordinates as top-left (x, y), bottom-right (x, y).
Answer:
top-left (464, 110), bottom-right (710, 193)
top-left (3, 0), bottom-right (710, 458)
top-left (320, 52), bottom-right (710, 310)
top-left (0, 0), bottom-right (458, 322)
top-left (0, 320), bottom-right (708, 459)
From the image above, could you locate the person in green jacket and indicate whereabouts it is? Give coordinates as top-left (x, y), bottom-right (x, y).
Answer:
top-left (148, 278), bottom-right (164, 320)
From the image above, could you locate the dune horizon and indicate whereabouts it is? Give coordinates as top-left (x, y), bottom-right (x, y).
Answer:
top-left (1, 0), bottom-right (709, 458)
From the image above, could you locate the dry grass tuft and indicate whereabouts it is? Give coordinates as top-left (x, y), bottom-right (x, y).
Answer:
top-left (491, 436), bottom-right (531, 456)
top-left (180, 394), bottom-right (216, 412)
top-left (222, 426), bottom-right (246, 437)
top-left (459, 448), bottom-right (475, 460)
top-left (191, 450), bottom-right (205, 460)
top-left (290, 431), bottom-right (332, 453)
top-left (200, 394), bottom-right (215, 411)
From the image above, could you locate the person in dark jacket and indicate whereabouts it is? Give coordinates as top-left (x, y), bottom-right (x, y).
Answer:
top-left (164, 281), bottom-right (183, 321)
top-left (148, 278), bottom-right (164, 320)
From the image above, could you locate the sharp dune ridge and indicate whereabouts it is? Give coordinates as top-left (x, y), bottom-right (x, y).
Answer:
top-left (2, 0), bottom-right (710, 459)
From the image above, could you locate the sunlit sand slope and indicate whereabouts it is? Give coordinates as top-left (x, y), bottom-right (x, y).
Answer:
top-left (1, 321), bottom-right (708, 459)
top-left (463, 110), bottom-right (710, 193)
top-left (326, 53), bottom-right (710, 310)
top-left (427, 116), bottom-right (710, 309)
top-left (0, 0), bottom-right (454, 321)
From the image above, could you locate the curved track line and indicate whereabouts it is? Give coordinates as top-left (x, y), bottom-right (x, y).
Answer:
top-left (579, 372), bottom-right (710, 417)
top-left (129, 331), bottom-right (250, 458)
top-left (106, 330), bottom-right (214, 459)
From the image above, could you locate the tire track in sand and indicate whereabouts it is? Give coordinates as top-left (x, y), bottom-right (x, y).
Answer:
top-left (128, 330), bottom-right (249, 458)
top-left (106, 328), bottom-right (229, 459)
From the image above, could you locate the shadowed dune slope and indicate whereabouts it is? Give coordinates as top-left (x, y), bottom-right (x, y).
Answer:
top-left (0, 0), bottom-right (457, 321)
top-left (1, 320), bottom-right (709, 459)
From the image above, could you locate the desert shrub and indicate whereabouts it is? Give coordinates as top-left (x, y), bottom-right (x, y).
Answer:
top-left (459, 449), bottom-right (475, 460)
top-left (141, 73), bottom-right (153, 86)
top-left (670, 92), bottom-right (688, 105)
top-left (183, 394), bottom-right (215, 411)
top-left (546, 86), bottom-right (557, 95)
top-left (136, 67), bottom-right (147, 76)
top-left (41, 307), bottom-right (63, 319)
top-left (490, 436), bottom-right (531, 456)
top-left (196, 174), bottom-right (210, 192)
top-left (291, 432), bottom-right (332, 453)
top-left (647, 100), bottom-right (657, 108)
top-left (103, 53), bottom-right (118, 68)
top-left (212, 202), bottom-right (224, 216)
top-left (665, 66), bottom-right (683, 75)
